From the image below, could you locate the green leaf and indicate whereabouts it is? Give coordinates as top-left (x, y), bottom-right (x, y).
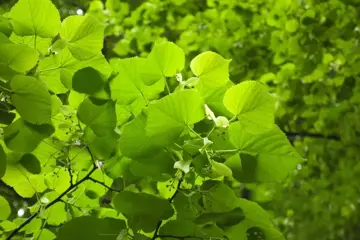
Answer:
top-left (68, 146), bottom-right (92, 171)
top-left (19, 153), bottom-right (41, 174)
top-left (146, 89), bottom-right (205, 138)
top-left (51, 95), bottom-right (62, 116)
top-left (159, 220), bottom-right (202, 238)
top-left (72, 67), bottom-right (105, 95)
top-left (113, 191), bottom-right (174, 231)
top-left (9, 33), bottom-right (52, 56)
top-left (119, 112), bottom-right (168, 159)
top-left (227, 122), bottom-right (304, 182)
top-left (4, 119), bottom-right (54, 152)
top-left (201, 181), bottom-right (240, 212)
top-left (44, 201), bottom-right (67, 226)
top-left (34, 229), bottom-right (56, 240)
top-left (225, 198), bottom-right (284, 240)
top-left (223, 81), bottom-right (275, 133)
top-left (11, 75), bottom-right (52, 124)
top-left (110, 57), bottom-right (164, 104)
top-left (57, 216), bottom-right (126, 240)
top-left (0, 143), bottom-right (7, 178)
top-left (0, 15), bottom-right (12, 37)
top-left (9, 0), bottom-right (60, 38)
top-left (60, 15), bottom-right (105, 60)
top-left (36, 48), bottom-right (112, 94)
top-left (0, 196), bottom-right (11, 220)
top-left (0, 43), bottom-right (38, 73)
top-left (285, 19), bottom-right (299, 33)
top-left (144, 41), bottom-right (185, 85)
top-left (84, 128), bottom-right (119, 160)
top-left (195, 207), bottom-right (245, 229)
top-left (77, 98), bottom-right (116, 136)
top-left (2, 163), bottom-right (47, 197)
top-left (190, 51), bottom-right (231, 87)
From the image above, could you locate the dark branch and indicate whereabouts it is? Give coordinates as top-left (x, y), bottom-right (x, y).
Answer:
top-left (88, 177), bottom-right (121, 192)
top-left (6, 164), bottom-right (98, 240)
top-left (154, 235), bottom-right (210, 240)
top-left (152, 174), bottom-right (184, 240)
top-left (284, 131), bottom-right (340, 141)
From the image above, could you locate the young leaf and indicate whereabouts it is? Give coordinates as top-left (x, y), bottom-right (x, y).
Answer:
top-left (10, 0), bottom-right (61, 38)
top-left (77, 98), bottom-right (116, 136)
top-left (144, 41), bottom-right (185, 85)
top-left (60, 15), bottom-right (105, 60)
top-left (223, 80), bottom-right (275, 133)
top-left (228, 122), bottom-right (304, 182)
top-left (146, 89), bottom-right (205, 138)
top-left (11, 75), bottom-right (52, 124)
top-left (190, 51), bottom-right (231, 87)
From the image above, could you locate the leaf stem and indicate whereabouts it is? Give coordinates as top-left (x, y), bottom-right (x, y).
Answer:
top-left (187, 125), bottom-right (203, 139)
top-left (0, 85), bottom-right (12, 94)
top-left (164, 79), bottom-right (171, 95)
top-left (214, 149), bottom-right (239, 154)
top-left (88, 177), bottom-right (121, 192)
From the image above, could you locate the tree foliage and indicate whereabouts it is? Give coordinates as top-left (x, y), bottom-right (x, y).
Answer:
top-left (1, 0), bottom-right (360, 240)
top-left (0, 0), bottom-right (303, 239)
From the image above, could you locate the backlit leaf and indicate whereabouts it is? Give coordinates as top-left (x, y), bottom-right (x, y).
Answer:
top-left (10, 0), bottom-right (61, 38)
top-left (11, 75), bottom-right (52, 124)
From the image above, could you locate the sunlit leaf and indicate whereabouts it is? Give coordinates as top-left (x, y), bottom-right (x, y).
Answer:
top-left (10, 0), bottom-right (60, 38)
top-left (11, 75), bottom-right (52, 124)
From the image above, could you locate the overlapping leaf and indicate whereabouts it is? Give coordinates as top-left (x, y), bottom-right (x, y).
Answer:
top-left (10, 0), bottom-right (61, 38)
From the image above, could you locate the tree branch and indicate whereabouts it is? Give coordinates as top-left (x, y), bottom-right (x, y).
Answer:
top-left (284, 131), bottom-right (340, 141)
top-left (88, 177), bottom-right (121, 192)
top-left (152, 174), bottom-right (184, 240)
top-left (154, 235), bottom-right (211, 240)
top-left (6, 164), bottom-right (98, 240)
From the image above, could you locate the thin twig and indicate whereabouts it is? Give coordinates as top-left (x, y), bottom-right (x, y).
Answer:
top-left (88, 177), bottom-right (121, 192)
top-left (284, 131), bottom-right (340, 141)
top-left (6, 165), bottom-right (98, 240)
top-left (154, 235), bottom-right (214, 240)
top-left (152, 174), bottom-right (184, 240)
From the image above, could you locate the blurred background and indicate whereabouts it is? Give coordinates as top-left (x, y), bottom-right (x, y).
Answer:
top-left (1, 0), bottom-right (360, 239)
